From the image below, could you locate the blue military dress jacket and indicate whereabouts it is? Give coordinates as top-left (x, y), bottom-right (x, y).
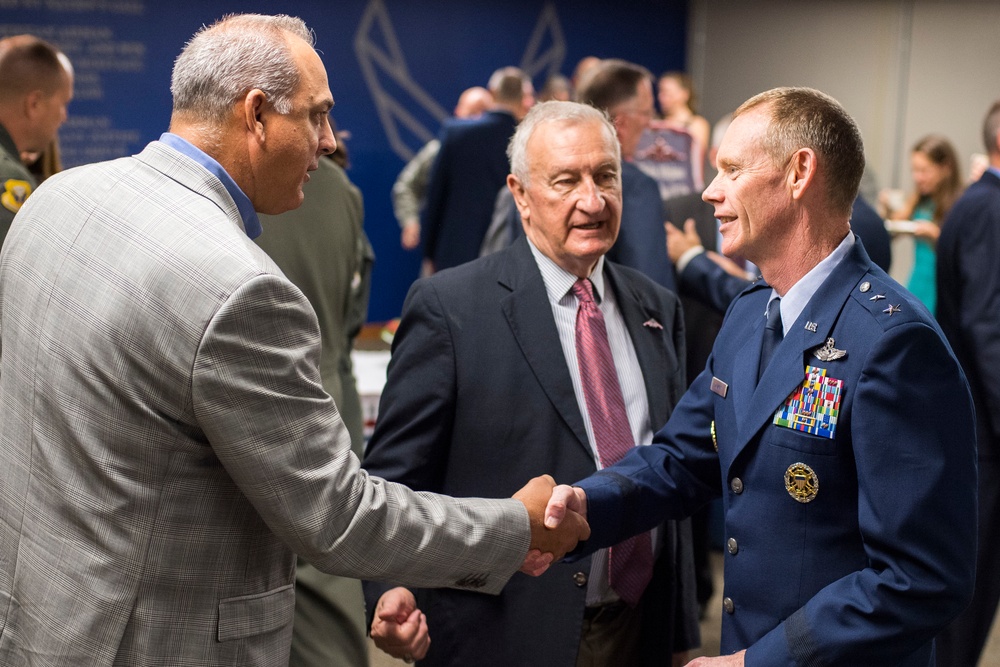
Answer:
top-left (575, 239), bottom-right (977, 666)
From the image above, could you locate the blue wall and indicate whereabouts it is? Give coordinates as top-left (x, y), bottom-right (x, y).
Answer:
top-left (2, 0), bottom-right (686, 321)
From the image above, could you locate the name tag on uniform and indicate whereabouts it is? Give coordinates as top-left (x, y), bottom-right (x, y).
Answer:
top-left (773, 366), bottom-right (843, 439)
top-left (710, 376), bottom-right (728, 398)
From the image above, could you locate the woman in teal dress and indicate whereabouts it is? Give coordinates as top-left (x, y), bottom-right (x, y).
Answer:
top-left (889, 135), bottom-right (963, 314)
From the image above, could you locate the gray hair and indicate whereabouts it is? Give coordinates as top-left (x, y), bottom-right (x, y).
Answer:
top-left (507, 100), bottom-right (620, 186)
top-left (170, 14), bottom-right (314, 124)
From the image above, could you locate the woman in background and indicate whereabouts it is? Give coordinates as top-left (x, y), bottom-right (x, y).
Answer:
top-left (885, 135), bottom-right (963, 313)
top-left (656, 71), bottom-right (711, 156)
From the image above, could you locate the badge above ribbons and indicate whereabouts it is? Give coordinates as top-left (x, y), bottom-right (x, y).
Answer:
top-left (773, 365), bottom-right (843, 439)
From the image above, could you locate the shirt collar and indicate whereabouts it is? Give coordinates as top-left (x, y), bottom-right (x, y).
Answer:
top-left (158, 133), bottom-right (262, 239)
top-left (526, 236), bottom-right (607, 304)
top-left (770, 232), bottom-right (854, 334)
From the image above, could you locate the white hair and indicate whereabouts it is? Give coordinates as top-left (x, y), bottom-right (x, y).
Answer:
top-left (170, 14), bottom-right (314, 124)
top-left (507, 100), bottom-right (620, 186)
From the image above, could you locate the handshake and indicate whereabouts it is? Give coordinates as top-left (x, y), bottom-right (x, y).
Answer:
top-left (512, 475), bottom-right (590, 576)
top-left (370, 476), bottom-right (590, 662)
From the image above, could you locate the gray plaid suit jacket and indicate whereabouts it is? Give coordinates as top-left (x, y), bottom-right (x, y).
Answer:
top-left (0, 141), bottom-right (528, 666)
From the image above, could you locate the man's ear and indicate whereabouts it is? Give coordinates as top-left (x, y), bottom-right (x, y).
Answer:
top-left (243, 89), bottom-right (268, 143)
top-left (787, 147), bottom-right (817, 201)
top-left (507, 174), bottom-right (531, 225)
top-left (23, 89), bottom-right (45, 120)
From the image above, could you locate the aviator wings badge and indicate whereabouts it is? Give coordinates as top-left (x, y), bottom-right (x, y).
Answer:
top-left (812, 337), bottom-right (847, 362)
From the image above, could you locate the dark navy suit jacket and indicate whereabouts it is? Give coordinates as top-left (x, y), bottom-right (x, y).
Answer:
top-left (363, 236), bottom-right (698, 666)
top-left (574, 240), bottom-right (977, 665)
top-left (938, 169), bottom-right (1000, 456)
top-left (606, 161), bottom-right (677, 292)
top-left (421, 110), bottom-right (517, 270)
top-left (934, 165), bottom-right (1000, 667)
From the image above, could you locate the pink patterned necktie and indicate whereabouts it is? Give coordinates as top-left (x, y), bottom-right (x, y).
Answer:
top-left (572, 278), bottom-right (653, 607)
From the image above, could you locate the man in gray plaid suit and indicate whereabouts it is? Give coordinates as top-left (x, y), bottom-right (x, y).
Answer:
top-left (0, 14), bottom-right (586, 666)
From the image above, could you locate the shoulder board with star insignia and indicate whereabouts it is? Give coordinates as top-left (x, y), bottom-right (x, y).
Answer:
top-left (850, 274), bottom-right (920, 330)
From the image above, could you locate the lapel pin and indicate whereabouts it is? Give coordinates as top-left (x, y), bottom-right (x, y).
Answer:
top-left (804, 321), bottom-right (818, 332)
top-left (883, 304), bottom-right (902, 317)
top-left (710, 376), bottom-right (728, 398)
top-left (869, 294), bottom-right (886, 302)
top-left (813, 337), bottom-right (846, 361)
top-left (642, 318), bottom-right (663, 330)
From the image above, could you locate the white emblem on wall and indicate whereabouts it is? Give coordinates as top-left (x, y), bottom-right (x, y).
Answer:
top-left (355, 0), bottom-right (566, 161)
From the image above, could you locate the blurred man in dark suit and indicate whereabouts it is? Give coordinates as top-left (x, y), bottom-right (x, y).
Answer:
top-left (935, 99), bottom-right (1000, 667)
top-left (421, 67), bottom-right (533, 272)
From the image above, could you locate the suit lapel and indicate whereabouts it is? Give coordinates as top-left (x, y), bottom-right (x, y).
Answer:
top-left (499, 239), bottom-right (592, 455)
top-left (736, 241), bottom-right (872, 450)
top-left (605, 264), bottom-right (671, 429)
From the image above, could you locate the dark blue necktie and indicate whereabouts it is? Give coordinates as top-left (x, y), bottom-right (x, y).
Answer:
top-left (758, 297), bottom-right (782, 382)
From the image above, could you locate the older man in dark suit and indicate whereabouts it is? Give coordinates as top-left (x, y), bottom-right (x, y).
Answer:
top-left (364, 100), bottom-right (698, 666)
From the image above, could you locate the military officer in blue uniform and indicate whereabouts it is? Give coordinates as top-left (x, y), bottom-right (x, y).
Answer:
top-left (545, 87), bottom-right (977, 666)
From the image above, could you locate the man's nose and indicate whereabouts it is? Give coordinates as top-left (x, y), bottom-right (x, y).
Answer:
top-left (318, 118), bottom-right (336, 156)
top-left (702, 172), bottom-right (723, 204)
top-left (576, 178), bottom-right (604, 213)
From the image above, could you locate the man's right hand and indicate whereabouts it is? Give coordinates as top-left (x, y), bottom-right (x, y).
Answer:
top-left (543, 483), bottom-right (588, 529)
top-left (513, 475), bottom-right (590, 574)
top-left (370, 587), bottom-right (430, 663)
